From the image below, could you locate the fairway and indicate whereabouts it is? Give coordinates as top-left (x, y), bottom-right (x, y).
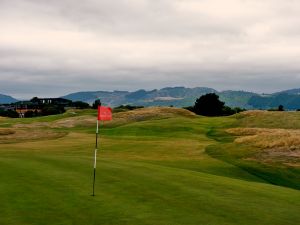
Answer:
top-left (0, 108), bottom-right (299, 225)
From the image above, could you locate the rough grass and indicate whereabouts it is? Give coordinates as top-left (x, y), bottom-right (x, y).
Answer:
top-left (227, 128), bottom-right (300, 167)
top-left (0, 129), bottom-right (67, 144)
top-left (207, 110), bottom-right (300, 189)
top-left (0, 128), bottom-right (15, 135)
top-left (228, 128), bottom-right (300, 150)
top-left (0, 108), bottom-right (299, 225)
top-left (10, 107), bottom-right (196, 129)
top-left (105, 107), bottom-right (196, 127)
top-left (238, 110), bottom-right (300, 129)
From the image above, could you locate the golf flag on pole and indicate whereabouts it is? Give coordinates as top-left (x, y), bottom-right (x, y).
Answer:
top-left (98, 106), bottom-right (112, 121)
top-left (92, 105), bottom-right (112, 196)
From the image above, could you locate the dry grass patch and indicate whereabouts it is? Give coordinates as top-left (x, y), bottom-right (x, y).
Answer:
top-left (240, 110), bottom-right (269, 117)
top-left (51, 116), bottom-right (95, 128)
top-left (105, 107), bottom-right (196, 127)
top-left (0, 129), bottom-right (67, 144)
top-left (13, 116), bottom-right (95, 129)
top-left (238, 110), bottom-right (300, 129)
top-left (228, 128), bottom-right (300, 149)
top-left (227, 127), bottom-right (300, 167)
top-left (0, 128), bottom-right (15, 135)
top-left (12, 107), bottom-right (196, 129)
top-left (14, 122), bottom-right (50, 129)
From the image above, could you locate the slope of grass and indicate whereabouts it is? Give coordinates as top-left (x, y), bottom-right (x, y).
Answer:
top-left (206, 111), bottom-right (300, 190)
top-left (0, 108), bottom-right (299, 225)
top-left (237, 110), bottom-right (300, 129)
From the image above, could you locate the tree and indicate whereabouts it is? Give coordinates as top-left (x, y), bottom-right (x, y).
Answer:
top-left (41, 105), bottom-right (65, 116)
top-left (222, 106), bottom-right (235, 116)
top-left (193, 93), bottom-right (225, 116)
top-left (30, 97), bottom-right (39, 103)
top-left (72, 101), bottom-right (90, 109)
top-left (24, 110), bottom-right (40, 118)
top-left (24, 110), bottom-right (34, 118)
top-left (92, 99), bottom-right (101, 109)
top-left (278, 105), bottom-right (284, 111)
top-left (0, 109), bottom-right (19, 118)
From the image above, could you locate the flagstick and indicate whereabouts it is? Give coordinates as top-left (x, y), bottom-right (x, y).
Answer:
top-left (92, 119), bottom-right (99, 196)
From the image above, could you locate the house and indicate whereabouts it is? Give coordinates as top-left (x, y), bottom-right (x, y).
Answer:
top-left (0, 105), bottom-right (15, 111)
top-left (30, 97), bottom-right (72, 106)
top-left (13, 98), bottom-right (72, 117)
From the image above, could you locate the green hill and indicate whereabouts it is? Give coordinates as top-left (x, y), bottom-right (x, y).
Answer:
top-left (61, 87), bottom-right (257, 108)
top-left (249, 93), bottom-right (300, 110)
top-left (0, 93), bottom-right (18, 104)
top-left (0, 108), bottom-right (299, 225)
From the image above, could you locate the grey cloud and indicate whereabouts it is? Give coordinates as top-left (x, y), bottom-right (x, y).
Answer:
top-left (0, 0), bottom-right (300, 98)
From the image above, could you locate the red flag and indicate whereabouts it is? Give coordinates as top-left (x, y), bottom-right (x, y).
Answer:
top-left (98, 106), bottom-right (112, 121)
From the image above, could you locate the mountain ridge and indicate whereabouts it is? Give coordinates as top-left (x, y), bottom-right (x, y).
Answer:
top-left (0, 94), bottom-right (18, 104)
top-left (1, 87), bottom-right (300, 110)
top-left (61, 87), bottom-right (300, 109)
top-left (61, 87), bottom-right (258, 109)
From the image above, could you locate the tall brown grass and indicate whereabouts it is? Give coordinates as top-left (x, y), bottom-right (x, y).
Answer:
top-left (227, 128), bottom-right (300, 150)
top-left (0, 128), bottom-right (15, 135)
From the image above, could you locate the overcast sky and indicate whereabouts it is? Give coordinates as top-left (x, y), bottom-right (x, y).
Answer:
top-left (1, 0), bottom-right (300, 98)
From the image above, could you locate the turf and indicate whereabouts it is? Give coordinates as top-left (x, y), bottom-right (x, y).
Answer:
top-left (0, 108), bottom-right (299, 225)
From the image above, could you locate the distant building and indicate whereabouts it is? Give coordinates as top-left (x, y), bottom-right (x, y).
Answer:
top-left (0, 97), bottom-right (72, 117)
top-left (30, 97), bottom-right (72, 106)
top-left (0, 105), bottom-right (15, 111)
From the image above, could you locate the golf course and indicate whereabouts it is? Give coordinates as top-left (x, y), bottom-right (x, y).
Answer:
top-left (0, 107), bottom-right (299, 225)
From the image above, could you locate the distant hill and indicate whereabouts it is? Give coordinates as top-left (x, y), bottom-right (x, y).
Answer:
top-left (219, 91), bottom-right (258, 109)
top-left (62, 91), bottom-right (129, 106)
top-left (124, 87), bottom-right (217, 107)
top-left (62, 87), bottom-right (217, 107)
top-left (275, 88), bottom-right (300, 95)
top-left (0, 94), bottom-right (18, 104)
top-left (2, 87), bottom-right (300, 109)
top-left (249, 93), bottom-right (300, 110)
top-left (61, 87), bottom-right (259, 108)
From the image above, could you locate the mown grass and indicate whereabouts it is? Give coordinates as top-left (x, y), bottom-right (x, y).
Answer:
top-left (0, 108), bottom-right (299, 225)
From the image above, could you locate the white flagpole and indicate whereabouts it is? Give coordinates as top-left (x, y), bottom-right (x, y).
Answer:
top-left (92, 119), bottom-right (99, 196)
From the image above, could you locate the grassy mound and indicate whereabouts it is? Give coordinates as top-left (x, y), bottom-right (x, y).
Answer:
top-left (105, 107), bottom-right (196, 127)
top-left (0, 128), bottom-right (15, 135)
top-left (238, 110), bottom-right (300, 129)
top-left (207, 110), bottom-right (300, 189)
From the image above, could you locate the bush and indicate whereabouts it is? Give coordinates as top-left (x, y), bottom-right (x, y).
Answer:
top-left (183, 106), bottom-right (195, 113)
top-left (41, 105), bottom-right (65, 116)
top-left (24, 110), bottom-right (41, 118)
top-left (268, 105), bottom-right (285, 111)
top-left (233, 107), bottom-right (246, 113)
top-left (0, 109), bottom-right (19, 118)
top-left (92, 99), bottom-right (101, 109)
top-left (191, 94), bottom-right (246, 117)
top-left (278, 105), bottom-right (284, 111)
top-left (24, 110), bottom-right (34, 118)
top-left (194, 93), bottom-right (225, 116)
top-left (222, 106), bottom-right (235, 116)
top-left (72, 101), bottom-right (90, 109)
top-left (113, 105), bottom-right (144, 112)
